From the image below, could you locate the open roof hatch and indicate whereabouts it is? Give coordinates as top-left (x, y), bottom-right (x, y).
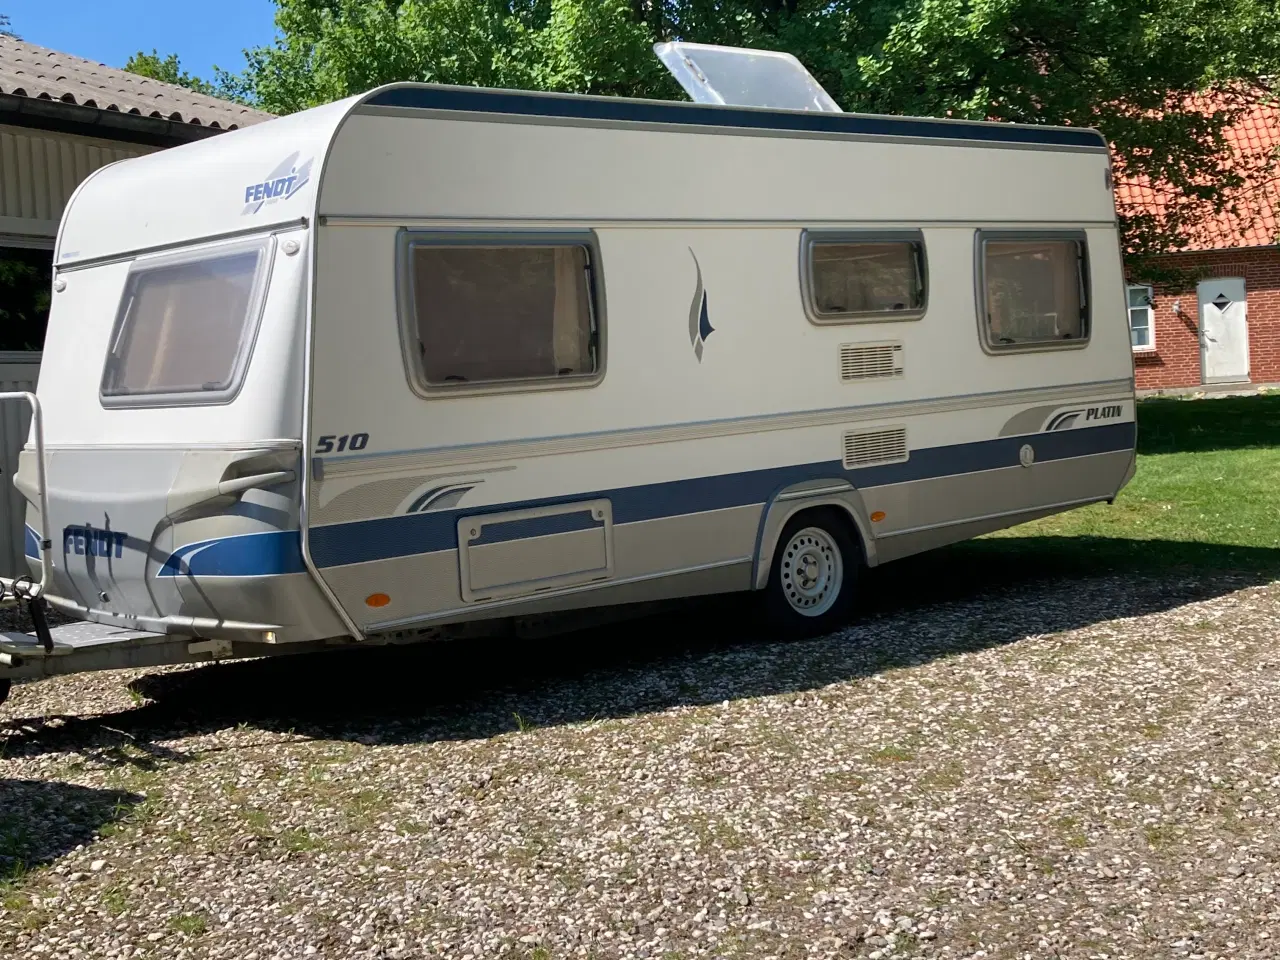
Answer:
top-left (653, 42), bottom-right (842, 113)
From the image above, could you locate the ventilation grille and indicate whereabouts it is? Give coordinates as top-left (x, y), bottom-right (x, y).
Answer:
top-left (843, 427), bottom-right (909, 469)
top-left (840, 342), bottom-right (904, 382)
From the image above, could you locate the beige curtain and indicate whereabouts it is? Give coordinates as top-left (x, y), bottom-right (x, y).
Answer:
top-left (552, 247), bottom-right (587, 374)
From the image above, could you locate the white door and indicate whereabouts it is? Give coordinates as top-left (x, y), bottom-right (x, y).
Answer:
top-left (1199, 278), bottom-right (1249, 384)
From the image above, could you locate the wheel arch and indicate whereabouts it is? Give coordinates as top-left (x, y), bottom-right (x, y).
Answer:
top-left (751, 480), bottom-right (877, 591)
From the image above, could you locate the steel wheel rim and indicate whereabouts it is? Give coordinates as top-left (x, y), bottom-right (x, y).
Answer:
top-left (779, 526), bottom-right (843, 617)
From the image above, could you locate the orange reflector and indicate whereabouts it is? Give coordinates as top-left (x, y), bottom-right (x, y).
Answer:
top-left (870, 511), bottom-right (886, 522)
top-left (365, 593), bottom-right (391, 608)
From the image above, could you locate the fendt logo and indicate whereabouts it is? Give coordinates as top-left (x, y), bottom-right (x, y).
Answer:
top-left (242, 152), bottom-right (313, 215)
top-left (63, 524), bottom-right (126, 559)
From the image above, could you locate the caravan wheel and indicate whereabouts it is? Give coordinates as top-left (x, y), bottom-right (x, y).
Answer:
top-left (765, 510), bottom-right (859, 638)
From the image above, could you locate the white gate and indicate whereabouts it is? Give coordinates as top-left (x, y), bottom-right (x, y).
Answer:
top-left (0, 351), bottom-right (39, 578)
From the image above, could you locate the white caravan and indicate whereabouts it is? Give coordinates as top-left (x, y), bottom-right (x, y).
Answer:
top-left (0, 47), bottom-right (1136, 701)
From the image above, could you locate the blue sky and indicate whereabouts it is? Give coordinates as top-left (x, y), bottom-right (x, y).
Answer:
top-left (6, 1), bottom-right (279, 82)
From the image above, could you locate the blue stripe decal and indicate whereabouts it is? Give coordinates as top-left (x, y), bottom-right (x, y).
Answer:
top-left (150, 423), bottom-right (1133, 577)
top-left (156, 530), bottom-right (306, 578)
top-left (364, 87), bottom-right (1107, 150)
top-left (24, 525), bottom-right (40, 559)
top-left (470, 509), bottom-right (601, 546)
top-left (307, 422), bottom-right (1134, 570)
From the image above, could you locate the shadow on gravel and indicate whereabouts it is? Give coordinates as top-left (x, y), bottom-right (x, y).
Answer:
top-left (0, 780), bottom-right (141, 881)
top-left (1, 536), bottom-right (1277, 759)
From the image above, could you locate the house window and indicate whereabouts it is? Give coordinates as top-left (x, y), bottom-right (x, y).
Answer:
top-left (803, 231), bottom-right (927, 323)
top-left (977, 232), bottom-right (1089, 351)
top-left (1127, 284), bottom-right (1154, 350)
top-left (401, 233), bottom-right (601, 392)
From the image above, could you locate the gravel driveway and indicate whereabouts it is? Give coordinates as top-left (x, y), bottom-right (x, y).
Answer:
top-left (3, 568), bottom-right (1280, 960)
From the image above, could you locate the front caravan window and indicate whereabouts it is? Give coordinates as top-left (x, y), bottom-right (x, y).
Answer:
top-left (100, 238), bottom-right (273, 405)
top-left (402, 233), bottom-right (600, 390)
top-left (804, 231), bottom-right (926, 322)
top-left (979, 233), bottom-right (1089, 350)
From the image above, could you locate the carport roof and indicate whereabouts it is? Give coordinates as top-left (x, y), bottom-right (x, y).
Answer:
top-left (0, 35), bottom-right (273, 131)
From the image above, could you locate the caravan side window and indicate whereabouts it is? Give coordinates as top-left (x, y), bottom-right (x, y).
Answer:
top-left (100, 237), bottom-right (274, 406)
top-left (977, 232), bottom-right (1090, 351)
top-left (802, 230), bottom-right (927, 323)
top-left (400, 232), bottom-right (602, 392)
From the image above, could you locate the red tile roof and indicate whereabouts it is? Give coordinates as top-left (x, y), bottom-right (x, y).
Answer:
top-left (1115, 95), bottom-right (1280, 252)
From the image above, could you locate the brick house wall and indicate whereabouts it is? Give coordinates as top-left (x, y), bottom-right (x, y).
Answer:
top-left (1128, 246), bottom-right (1280, 391)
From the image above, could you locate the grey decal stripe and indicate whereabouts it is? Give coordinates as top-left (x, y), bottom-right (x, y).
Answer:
top-left (877, 494), bottom-right (1110, 539)
top-left (319, 378), bottom-right (1134, 476)
top-left (364, 557), bottom-right (752, 632)
top-left (308, 422), bottom-right (1134, 569)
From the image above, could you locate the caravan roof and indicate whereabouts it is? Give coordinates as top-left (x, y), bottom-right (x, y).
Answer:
top-left (55, 80), bottom-right (1109, 268)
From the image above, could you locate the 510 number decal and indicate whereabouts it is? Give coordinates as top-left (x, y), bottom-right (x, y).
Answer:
top-left (315, 433), bottom-right (369, 453)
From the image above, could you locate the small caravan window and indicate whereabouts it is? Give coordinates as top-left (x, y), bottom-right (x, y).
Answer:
top-left (978, 233), bottom-right (1089, 350)
top-left (100, 238), bottom-right (273, 405)
top-left (402, 233), bottom-right (600, 390)
top-left (804, 231), bottom-right (926, 322)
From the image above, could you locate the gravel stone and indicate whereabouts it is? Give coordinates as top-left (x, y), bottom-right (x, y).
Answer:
top-left (4, 574), bottom-right (1280, 958)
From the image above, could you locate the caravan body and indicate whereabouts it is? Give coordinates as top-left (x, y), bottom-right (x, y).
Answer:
top-left (7, 79), bottom-right (1136, 667)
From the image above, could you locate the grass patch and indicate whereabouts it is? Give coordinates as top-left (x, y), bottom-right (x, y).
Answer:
top-left (964, 395), bottom-right (1280, 576)
top-left (872, 745), bottom-right (914, 764)
top-left (278, 828), bottom-right (324, 853)
top-left (99, 793), bottom-right (162, 839)
top-left (916, 763), bottom-right (965, 791)
top-left (345, 789), bottom-right (389, 822)
top-left (169, 912), bottom-right (208, 936)
top-left (241, 808), bottom-right (272, 832)
top-left (1143, 823), bottom-right (1181, 850)
top-left (101, 886), bottom-right (129, 915)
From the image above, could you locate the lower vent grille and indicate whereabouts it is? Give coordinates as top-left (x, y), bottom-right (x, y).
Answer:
top-left (840, 342), bottom-right (904, 381)
top-left (843, 426), bottom-right (909, 468)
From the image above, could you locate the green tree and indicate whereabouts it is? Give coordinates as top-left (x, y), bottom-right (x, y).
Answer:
top-left (0, 250), bottom-right (52, 351)
top-left (224, 0), bottom-right (1280, 268)
top-left (124, 49), bottom-right (219, 96)
top-left (0, 14), bottom-right (15, 37)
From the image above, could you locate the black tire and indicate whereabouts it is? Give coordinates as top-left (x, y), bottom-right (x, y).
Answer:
top-left (764, 508), bottom-right (860, 639)
top-left (0, 678), bottom-right (10, 707)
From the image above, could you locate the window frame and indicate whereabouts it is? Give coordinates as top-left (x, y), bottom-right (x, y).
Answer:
top-left (99, 234), bottom-right (277, 409)
top-left (396, 229), bottom-right (607, 398)
top-left (1126, 283), bottom-right (1156, 352)
top-left (800, 229), bottom-right (929, 325)
top-left (973, 229), bottom-right (1091, 355)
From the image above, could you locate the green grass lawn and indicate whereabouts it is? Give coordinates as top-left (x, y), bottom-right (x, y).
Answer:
top-left (973, 393), bottom-right (1280, 575)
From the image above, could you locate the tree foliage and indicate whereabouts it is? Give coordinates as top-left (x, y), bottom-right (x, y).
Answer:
top-left (0, 250), bottom-right (51, 351)
top-left (225, 0), bottom-right (1280, 267)
top-left (125, 50), bottom-right (221, 96)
